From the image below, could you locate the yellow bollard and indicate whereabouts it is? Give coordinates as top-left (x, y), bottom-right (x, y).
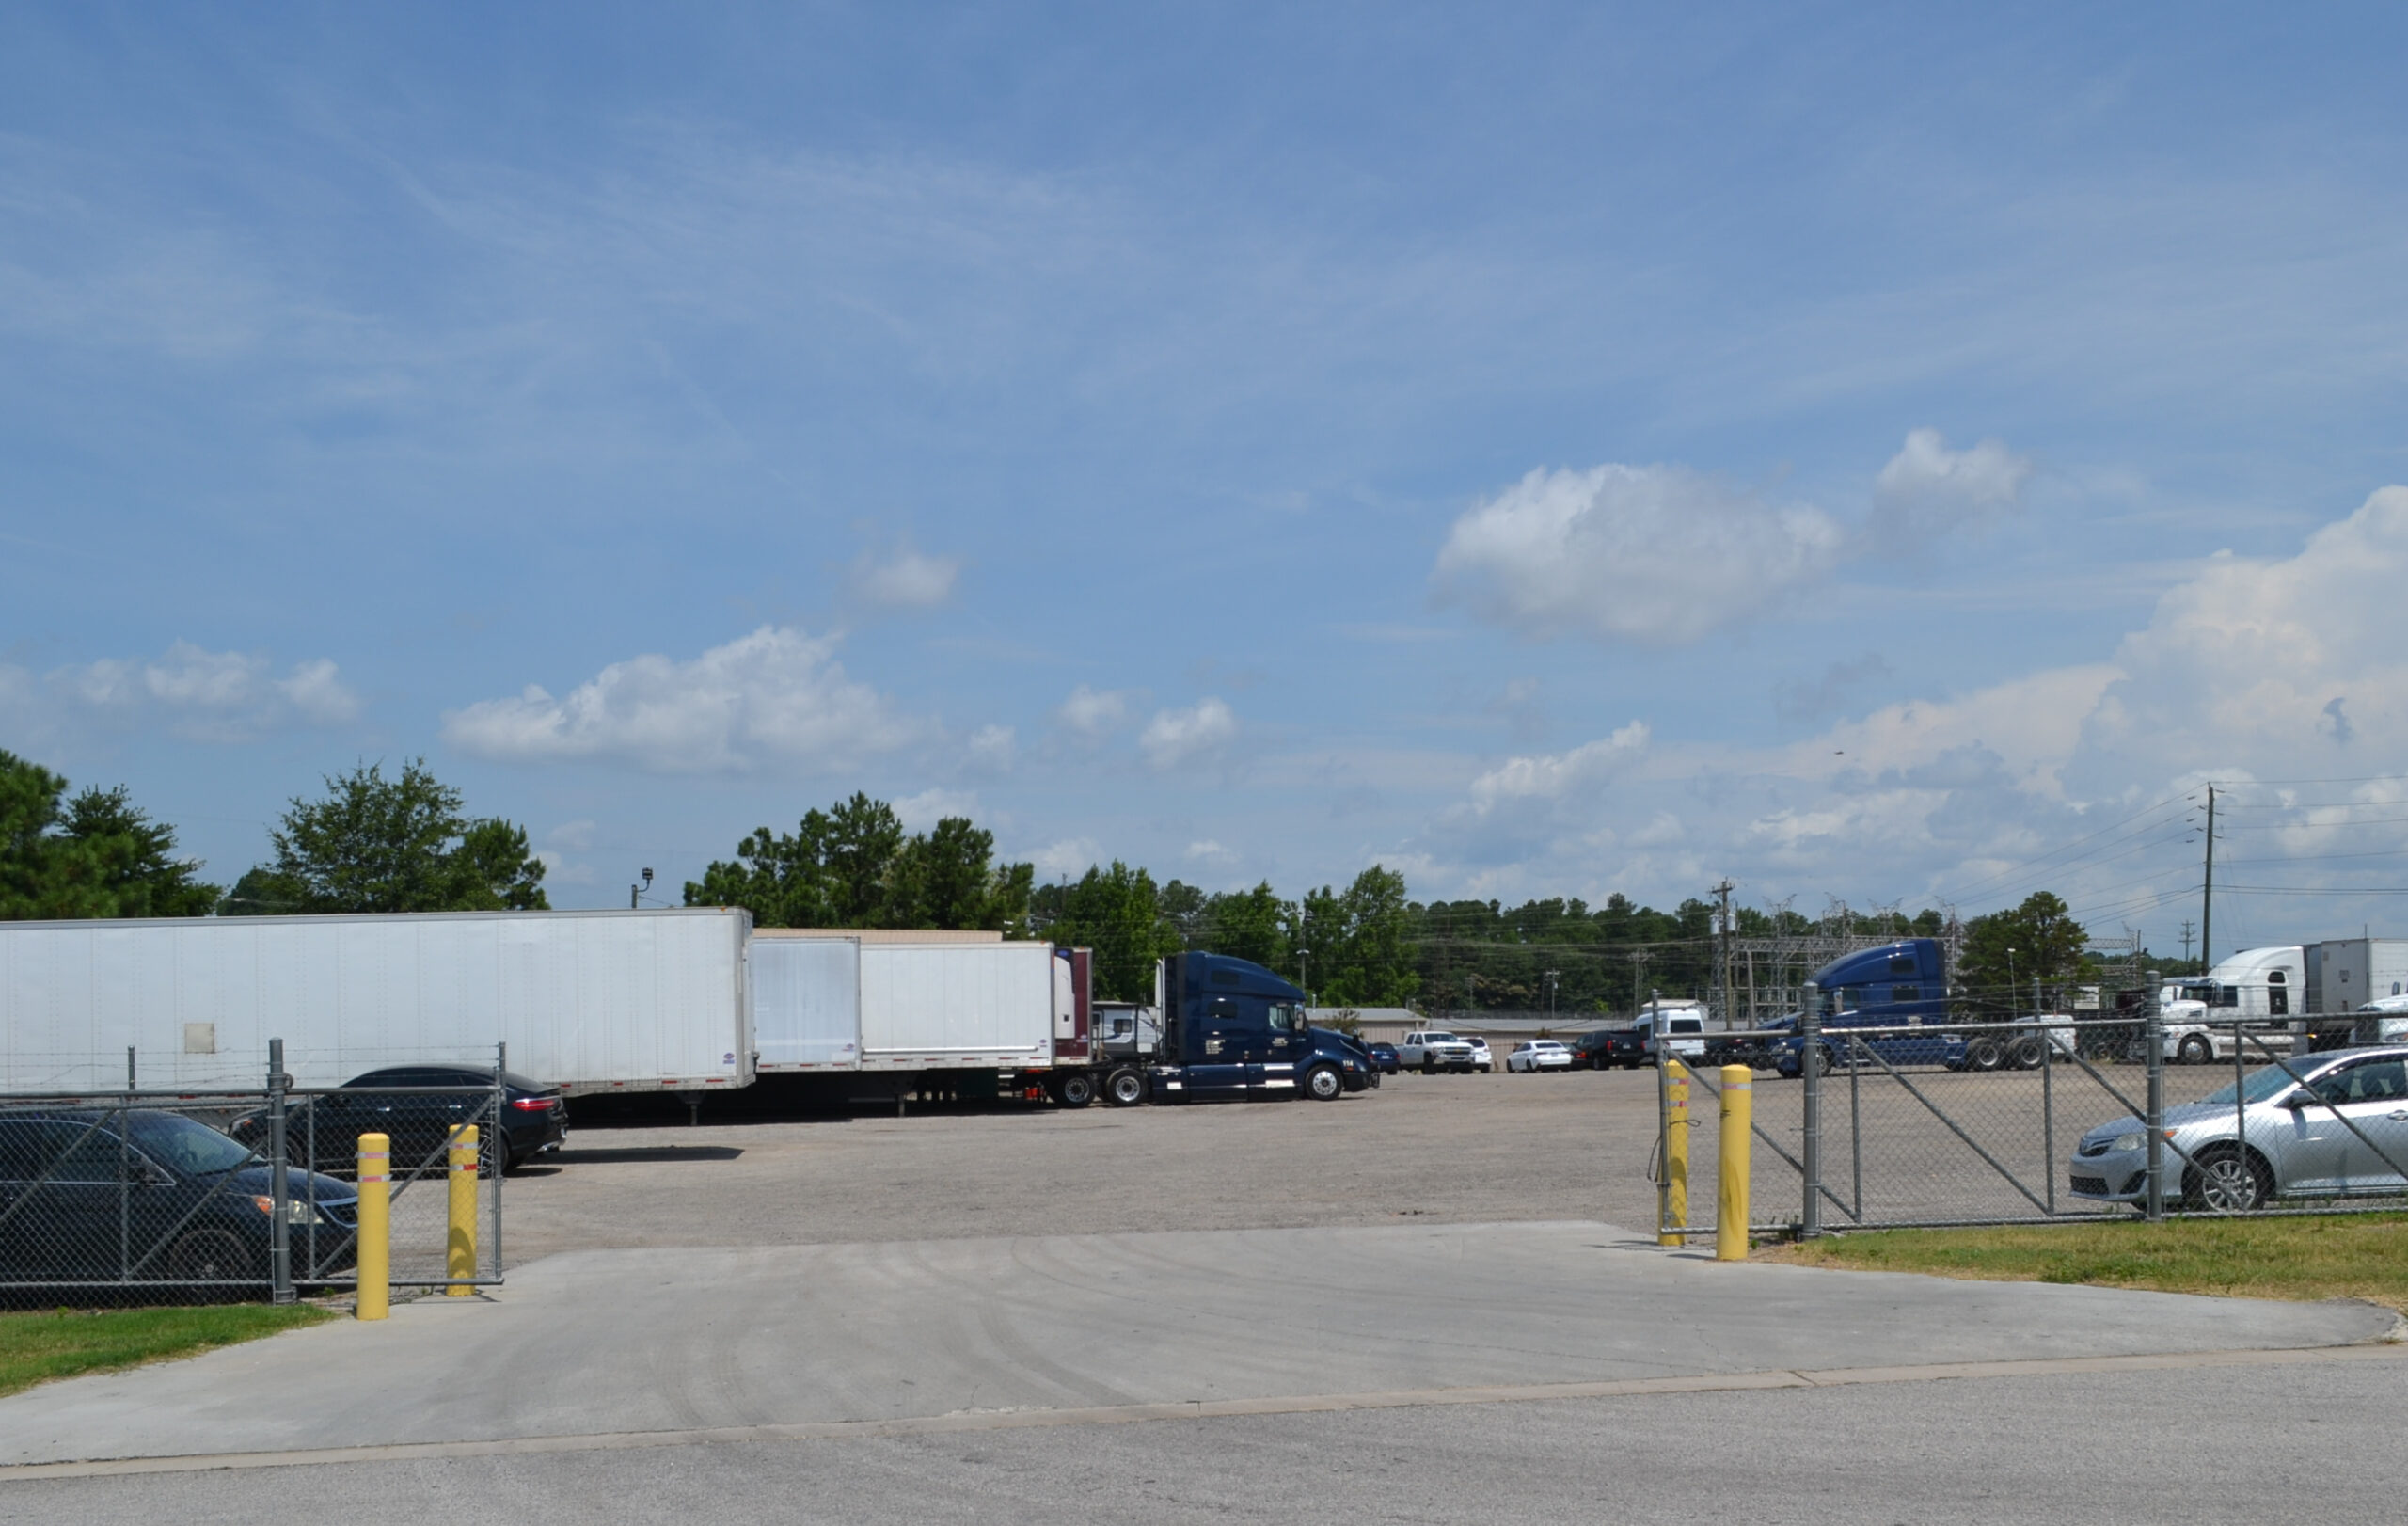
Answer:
top-left (1718, 1065), bottom-right (1751, 1262)
top-left (1658, 1061), bottom-right (1688, 1247)
top-left (356, 1132), bottom-right (389, 1320)
top-left (447, 1124), bottom-right (479, 1296)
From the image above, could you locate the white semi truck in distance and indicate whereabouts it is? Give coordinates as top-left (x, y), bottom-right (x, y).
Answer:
top-left (0, 908), bottom-right (753, 1096)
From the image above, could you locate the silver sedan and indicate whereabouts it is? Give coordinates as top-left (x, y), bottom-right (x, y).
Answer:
top-left (2067, 1046), bottom-right (2408, 1211)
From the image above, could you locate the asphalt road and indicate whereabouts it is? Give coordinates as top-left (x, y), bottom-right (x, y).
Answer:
top-left (14, 1354), bottom-right (2408, 1525)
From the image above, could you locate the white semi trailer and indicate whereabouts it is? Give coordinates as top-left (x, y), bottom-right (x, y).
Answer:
top-left (748, 936), bottom-right (1370, 1105)
top-left (0, 909), bottom-right (753, 1096)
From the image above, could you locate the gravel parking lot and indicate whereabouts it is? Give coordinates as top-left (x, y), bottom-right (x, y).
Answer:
top-left (503, 1058), bottom-right (2237, 1265)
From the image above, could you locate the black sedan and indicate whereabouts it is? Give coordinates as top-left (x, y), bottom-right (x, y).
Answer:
top-left (1572, 1025), bottom-right (1650, 1070)
top-left (231, 1065), bottom-right (565, 1177)
top-left (0, 1109), bottom-right (357, 1289)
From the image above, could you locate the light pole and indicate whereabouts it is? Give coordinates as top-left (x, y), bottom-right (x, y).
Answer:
top-left (630, 867), bottom-right (653, 911)
top-left (1544, 970), bottom-right (1560, 1025)
top-left (1298, 947), bottom-right (1311, 1007)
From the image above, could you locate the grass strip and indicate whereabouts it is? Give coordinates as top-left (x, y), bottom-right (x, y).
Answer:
top-left (1767, 1213), bottom-right (2408, 1312)
top-left (0, 1304), bottom-right (333, 1398)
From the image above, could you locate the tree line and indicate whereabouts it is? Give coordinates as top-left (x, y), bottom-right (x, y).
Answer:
top-left (2, 750), bottom-right (547, 918)
top-left (3, 756), bottom-right (2164, 1016)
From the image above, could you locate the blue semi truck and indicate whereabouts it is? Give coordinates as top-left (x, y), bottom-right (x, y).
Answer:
top-left (1768, 937), bottom-right (2063, 1078)
top-left (1072, 951), bottom-right (1373, 1105)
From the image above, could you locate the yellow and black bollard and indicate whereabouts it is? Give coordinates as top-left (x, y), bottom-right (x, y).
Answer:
top-left (1658, 1061), bottom-right (1689, 1247)
top-left (1717, 1066), bottom-right (1751, 1262)
top-left (448, 1124), bottom-right (479, 1296)
top-left (356, 1131), bottom-right (389, 1320)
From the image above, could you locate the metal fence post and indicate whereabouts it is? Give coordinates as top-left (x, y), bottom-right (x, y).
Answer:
top-left (2041, 1014), bottom-right (2056, 1216)
top-left (1799, 1006), bottom-right (1821, 1238)
top-left (2145, 1005), bottom-right (2165, 1222)
top-left (268, 1038), bottom-right (293, 1304)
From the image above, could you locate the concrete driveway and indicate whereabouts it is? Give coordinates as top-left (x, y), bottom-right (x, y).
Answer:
top-left (0, 1219), bottom-right (2391, 1471)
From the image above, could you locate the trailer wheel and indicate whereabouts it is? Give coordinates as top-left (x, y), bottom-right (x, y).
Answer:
top-left (1304, 1065), bottom-right (1344, 1101)
top-left (1053, 1072), bottom-right (1096, 1108)
top-left (1104, 1068), bottom-right (1148, 1106)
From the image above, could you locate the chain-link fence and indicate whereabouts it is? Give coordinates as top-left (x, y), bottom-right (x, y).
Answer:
top-left (1656, 1015), bottom-right (2408, 1237)
top-left (0, 1041), bottom-right (513, 1305)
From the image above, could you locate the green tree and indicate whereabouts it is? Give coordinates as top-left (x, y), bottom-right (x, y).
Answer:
top-left (890, 816), bottom-right (1035, 932)
top-left (688, 794), bottom-right (1032, 933)
top-left (230, 758), bottom-right (547, 914)
top-left (0, 751), bottom-right (217, 919)
top-left (1956, 892), bottom-right (2086, 1014)
top-left (1199, 882), bottom-right (1289, 970)
top-left (1046, 861), bottom-right (1181, 1000)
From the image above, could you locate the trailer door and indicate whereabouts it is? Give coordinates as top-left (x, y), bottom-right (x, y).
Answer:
top-left (752, 938), bottom-right (862, 1071)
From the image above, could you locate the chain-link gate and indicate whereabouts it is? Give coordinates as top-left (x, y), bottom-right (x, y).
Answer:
top-left (0, 1041), bottom-right (512, 1304)
top-left (1656, 1014), bottom-right (2408, 1238)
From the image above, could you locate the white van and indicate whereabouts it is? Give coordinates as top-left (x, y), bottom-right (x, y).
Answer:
top-left (1639, 1004), bottom-right (1707, 1061)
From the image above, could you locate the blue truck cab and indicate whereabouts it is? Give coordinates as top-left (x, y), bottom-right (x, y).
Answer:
top-left (1151, 952), bottom-right (1367, 1102)
top-left (1773, 938), bottom-right (1967, 1078)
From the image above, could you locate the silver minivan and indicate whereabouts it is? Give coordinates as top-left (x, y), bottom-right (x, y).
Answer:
top-left (2067, 1046), bottom-right (2408, 1211)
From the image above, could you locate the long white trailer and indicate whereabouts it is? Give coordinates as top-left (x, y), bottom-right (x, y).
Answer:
top-left (0, 909), bottom-right (753, 1096)
top-left (751, 932), bottom-right (1057, 1073)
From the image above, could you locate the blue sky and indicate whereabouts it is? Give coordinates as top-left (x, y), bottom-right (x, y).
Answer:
top-left (5, 4), bottom-right (2407, 955)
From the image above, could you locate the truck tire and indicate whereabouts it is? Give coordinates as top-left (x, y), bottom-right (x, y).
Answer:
top-left (2008, 1035), bottom-right (2045, 1071)
top-left (1053, 1072), bottom-right (1096, 1108)
top-left (2178, 1034), bottom-right (2212, 1065)
top-left (1808, 1045), bottom-right (1832, 1079)
top-left (1304, 1065), bottom-right (1344, 1101)
top-left (1963, 1038), bottom-right (2004, 1073)
top-left (1421, 1056), bottom-right (1438, 1074)
top-left (1104, 1067), bottom-right (1148, 1107)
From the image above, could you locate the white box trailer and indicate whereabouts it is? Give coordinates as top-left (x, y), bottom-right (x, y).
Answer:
top-left (0, 909), bottom-right (752, 1096)
top-left (2305, 939), bottom-right (2408, 1015)
top-left (749, 933), bottom-right (1058, 1073)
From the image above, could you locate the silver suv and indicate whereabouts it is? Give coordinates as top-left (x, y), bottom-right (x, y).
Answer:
top-left (2067, 1046), bottom-right (2408, 1211)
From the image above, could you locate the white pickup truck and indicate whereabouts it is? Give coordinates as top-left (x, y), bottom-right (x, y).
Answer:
top-left (1398, 1031), bottom-right (1480, 1073)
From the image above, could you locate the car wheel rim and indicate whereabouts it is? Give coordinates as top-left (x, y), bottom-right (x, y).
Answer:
top-left (2203, 1160), bottom-right (2257, 1211)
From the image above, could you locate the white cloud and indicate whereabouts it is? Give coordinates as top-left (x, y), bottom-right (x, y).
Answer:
top-left (895, 787), bottom-right (981, 831)
top-left (1140, 697), bottom-right (1237, 770)
top-left (1465, 722), bottom-right (1652, 813)
top-left (2080, 485), bottom-right (2408, 777)
top-left (1032, 837), bottom-right (1100, 880)
top-left (34, 641), bottom-right (359, 739)
top-left (276, 658), bottom-right (364, 724)
top-left (1870, 428), bottom-right (2033, 541)
top-left (1186, 839), bottom-right (1236, 865)
top-left (1434, 464), bottom-right (1846, 644)
top-left (852, 543), bottom-right (961, 611)
top-left (965, 723), bottom-right (1017, 773)
top-left (1055, 684), bottom-right (1134, 739)
top-left (441, 625), bottom-right (918, 773)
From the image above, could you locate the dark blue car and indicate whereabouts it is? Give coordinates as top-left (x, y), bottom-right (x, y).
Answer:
top-left (0, 1109), bottom-right (358, 1289)
top-left (1364, 1041), bottom-right (1400, 1074)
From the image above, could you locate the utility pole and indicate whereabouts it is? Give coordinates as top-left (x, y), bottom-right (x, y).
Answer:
top-left (1712, 880), bottom-right (1735, 1027)
top-left (1628, 949), bottom-right (1651, 1019)
top-left (2178, 919), bottom-right (2195, 968)
top-left (1544, 969), bottom-right (1560, 1025)
top-left (2200, 786), bottom-right (2216, 975)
